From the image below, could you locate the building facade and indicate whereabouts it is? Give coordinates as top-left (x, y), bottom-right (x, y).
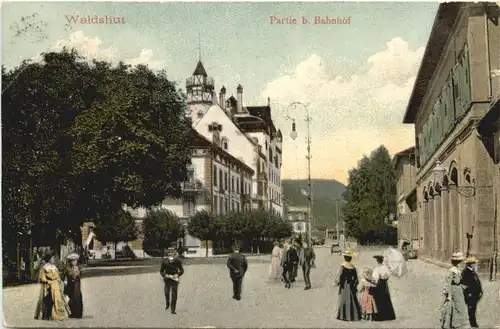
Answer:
top-left (287, 206), bottom-right (309, 235)
top-left (82, 60), bottom-right (284, 258)
top-left (403, 2), bottom-right (500, 276)
top-left (393, 147), bottom-right (418, 249)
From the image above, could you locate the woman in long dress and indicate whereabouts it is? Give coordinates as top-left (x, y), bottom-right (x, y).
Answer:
top-left (440, 252), bottom-right (468, 329)
top-left (371, 255), bottom-right (396, 321)
top-left (334, 250), bottom-right (362, 321)
top-left (268, 242), bottom-right (282, 280)
top-left (64, 253), bottom-right (83, 318)
top-left (34, 252), bottom-right (70, 320)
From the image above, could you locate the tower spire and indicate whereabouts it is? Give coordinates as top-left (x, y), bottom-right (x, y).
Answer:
top-left (198, 32), bottom-right (201, 61)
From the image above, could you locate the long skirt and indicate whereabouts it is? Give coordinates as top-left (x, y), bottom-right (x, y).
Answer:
top-left (268, 257), bottom-right (281, 279)
top-left (336, 282), bottom-right (362, 321)
top-left (65, 278), bottom-right (83, 318)
top-left (440, 285), bottom-right (468, 329)
top-left (372, 279), bottom-right (396, 321)
top-left (361, 288), bottom-right (377, 316)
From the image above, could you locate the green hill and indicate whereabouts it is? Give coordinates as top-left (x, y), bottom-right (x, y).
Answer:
top-left (282, 179), bottom-right (346, 230)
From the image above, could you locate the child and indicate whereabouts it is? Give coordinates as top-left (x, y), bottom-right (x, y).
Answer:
top-left (358, 267), bottom-right (377, 321)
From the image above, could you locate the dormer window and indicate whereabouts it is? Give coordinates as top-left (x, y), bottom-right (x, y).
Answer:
top-left (208, 123), bottom-right (222, 132)
top-left (197, 111), bottom-right (203, 118)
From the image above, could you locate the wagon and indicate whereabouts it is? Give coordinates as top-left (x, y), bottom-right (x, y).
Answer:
top-left (331, 243), bottom-right (341, 255)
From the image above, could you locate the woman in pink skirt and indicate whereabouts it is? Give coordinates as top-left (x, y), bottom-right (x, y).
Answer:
top-left (359, 267), bottom-right (377, 321)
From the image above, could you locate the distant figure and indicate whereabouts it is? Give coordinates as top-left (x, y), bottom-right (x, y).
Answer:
top-left (160, 248), bottom-right (184, 314)
top-left (291, 241), bottom-right (301, 282)
top-left (34, 252), bottom-right (70, 321)
top-left (20, 257), bottom-right (27, 282)
top-left (440, 252), bottom-right (468, 328)
top-left (227, 244), bottom-right (248, 300)
top-left (334, 250), bottom-right (362, 321)
top-left (461, 257), bottom-right (483, 328)
top-left (281, 241), bottom-right (299, 288)
top-left (339, 234), bottom-right (346, 255)
top-left (301, 242), bottom-right (315, 290)
top-left (64, 253), bottom-right (83, 318)
top-left (268, 241), bottom-right (282, 280)
top-left (371, 255), bottom-right (396, 321)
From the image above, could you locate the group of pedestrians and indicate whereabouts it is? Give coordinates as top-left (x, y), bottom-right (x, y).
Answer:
top-left (440, 252), bottom-right (483, 329)
top-left (334, 250), bottom-right (396, 322)
top-left (268, 239), bottom-right (316, 290)
top-left (33, 252), bottom-right (84, 321)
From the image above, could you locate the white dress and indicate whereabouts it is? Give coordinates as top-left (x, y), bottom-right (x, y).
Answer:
top-left (268, 246), bottom-right (282, 279)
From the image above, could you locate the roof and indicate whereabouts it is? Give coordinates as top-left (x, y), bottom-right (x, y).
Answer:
top-left (240, 106), bottom-right (277, 133)
top-left (402, 3), bottom-right (462, 124)
top-left (192, 61), bottom-right (208, 77)
top-left (392, 146), bottom-right (416, 169)
top-left (188, 129), bottom-right (254, 174)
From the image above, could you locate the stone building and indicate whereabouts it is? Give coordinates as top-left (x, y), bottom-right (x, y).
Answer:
top-left (403, 2), bottom-right (500, 277)
top-left (393, 146), bottom-right (418, 249)
top-left (287, 206), bottom-right (309, 236)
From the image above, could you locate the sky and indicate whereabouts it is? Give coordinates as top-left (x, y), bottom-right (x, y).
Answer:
top-left (2, 1), bottom-right (439, 184)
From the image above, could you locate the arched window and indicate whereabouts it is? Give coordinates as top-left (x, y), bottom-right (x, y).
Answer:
top-left (296, 223), bottom-right (302, 232)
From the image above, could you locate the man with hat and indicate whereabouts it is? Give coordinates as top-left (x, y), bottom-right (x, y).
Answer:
top-left (461, 257), bottom-right (483, 328)
top-left (160, 247), bottom-right (184, 314)
top-left (227, 244), bottom-right (248, 300)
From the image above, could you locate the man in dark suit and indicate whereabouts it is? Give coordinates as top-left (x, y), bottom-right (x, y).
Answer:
top-left (282, 241), bottom-right (299, 288)
top-left (302, 242), bottom-right (316, 290)
top-left (227, 244), bottom-right (248, 300)
top-left (160, 248), bottom-right (184, 314)
top-left (461, 257), bottom-right (483, 328)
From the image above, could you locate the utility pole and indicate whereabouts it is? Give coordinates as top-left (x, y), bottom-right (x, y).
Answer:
top-left (335, 199), bottom-right (340, 240)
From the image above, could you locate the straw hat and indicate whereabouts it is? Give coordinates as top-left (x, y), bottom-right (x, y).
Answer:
top-left (465, 257), bottom-right (478, 264)
top-left (342, 249), bottom-right (357, 257)
top-left (66, 253), bottom-right (79, 261)
top-left (451, 252), bottom-right (464, 261)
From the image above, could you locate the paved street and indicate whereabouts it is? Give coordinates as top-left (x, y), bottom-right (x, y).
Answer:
top-left (3, 247), bottom-right (500, 328)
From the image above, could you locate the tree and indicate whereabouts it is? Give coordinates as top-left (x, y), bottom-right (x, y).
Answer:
top-left (2, 48), bottom-right (192, 256)
top-left (342, 145), bottom-right (397, 244)
top-left (92, 210), bottom-right (138, 259)
top-left (142, 209), bottom-right (183, 257)
top-left (267, 215), bottom-right (293, 240)
top-left (187, 210), bottom-right (219, 257)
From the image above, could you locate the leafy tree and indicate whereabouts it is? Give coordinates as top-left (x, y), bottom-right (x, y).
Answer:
top-left (93, 209), bottom-right (138, 259)
top-left (142, 209), bottom-right (183, 256)
top-left (342, 145), bottom-right (397, 244)
top-left (187, 210), bottom-right (220, 257)
top-left (2, 48), bottom-right (192, 259)
top-left (268, 215), bottom-right (293, 240)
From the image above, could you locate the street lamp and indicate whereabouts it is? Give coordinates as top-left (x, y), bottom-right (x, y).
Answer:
top-left (286, 102), bottom-right (312, 247)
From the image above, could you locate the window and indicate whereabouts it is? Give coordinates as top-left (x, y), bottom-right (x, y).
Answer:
top-left (453, 79), bottom-right (459, 99)
top-left (213, 165), bottom-right (217, 186)
top-left (265, 141), bottom-right (268, 150)
top-left (237, 178), bottom-right (240, 193)
top-left (231, 177), bottom-right (235, 192)
top-left (296, 223), bottom-right (302, 231)
top-left (224, 172), bottom-right (228, 189)
top-left (197, 111), bottom-right (203, 118)
top-left (213, 196), bottom-right (218, 213)
top-left (219, 169), bottom-right (223, 189)
top-left (187, 166), bottom-right (194, 181)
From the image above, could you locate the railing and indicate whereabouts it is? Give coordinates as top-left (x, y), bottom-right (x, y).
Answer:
top-left (185, 76), bottom-right (214, 87)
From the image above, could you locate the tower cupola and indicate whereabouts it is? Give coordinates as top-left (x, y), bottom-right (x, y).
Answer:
top-left (185, 60), bottom-right (215, 104)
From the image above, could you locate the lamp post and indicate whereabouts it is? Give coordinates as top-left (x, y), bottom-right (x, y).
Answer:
top-left (286, 102), bottom-right (312, 247)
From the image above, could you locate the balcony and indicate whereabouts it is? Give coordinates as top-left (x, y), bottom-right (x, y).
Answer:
top-left (182, 179), bottom-right (204, 193)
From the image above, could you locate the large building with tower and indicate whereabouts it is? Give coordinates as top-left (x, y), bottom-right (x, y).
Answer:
top-left (82, 59), bottom-right (284, 258)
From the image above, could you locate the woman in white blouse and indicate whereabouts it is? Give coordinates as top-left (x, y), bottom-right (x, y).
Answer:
top-left (370, 255), bottom-right (396, 321)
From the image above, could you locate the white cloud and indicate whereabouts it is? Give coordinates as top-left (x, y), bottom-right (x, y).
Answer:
top-left (261, 37), bottom-right (424, 183)
top-left (31, 31), bottom-right (164, 70)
